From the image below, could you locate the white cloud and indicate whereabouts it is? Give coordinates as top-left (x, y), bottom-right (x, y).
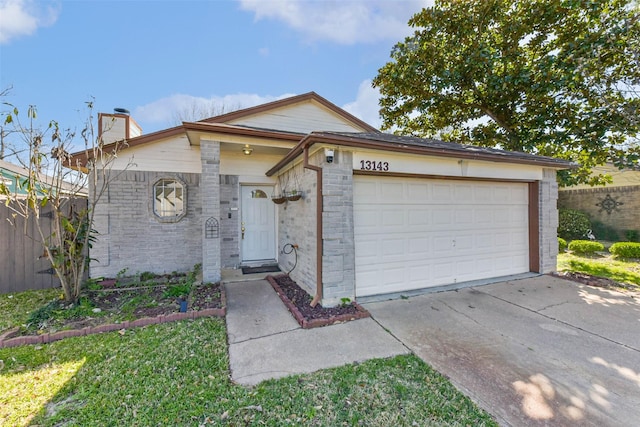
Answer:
top-left (342, 80), bottom-right (382, 129)
top-left (238, 0), bottom-right (433, 45)
top-left (133, 92), bottom-right (296, 128)
top-left (0, 0), bottom-right (59, 44)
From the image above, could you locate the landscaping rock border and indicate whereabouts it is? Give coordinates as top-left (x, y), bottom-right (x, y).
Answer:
top-left (266, 275), bottom-right (370, 329)
top-left (0, 289), bottom-right (226, 349)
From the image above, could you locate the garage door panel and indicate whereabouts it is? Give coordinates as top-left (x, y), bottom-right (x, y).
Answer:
top-left (407, 183), bottom-right (430, 199)
top-left (381, 210), bottom-right (405, 227)
top-left (474, 185), bottom-right (493, 202)
top-left (454, 234), bottom-right (474, 251)
top-left (408, 237), bottom-right (431, 255)
top-left (355, 176), bottom-right (530, 297)
top-left (408, 209), bottom-right (430, 226)
top-left (433, 183), bottom-right (454, 201)
top-left (454, 184), bottom-right (474, 200)
top-left (454, 209), bottom-right (474, 225)
top-left (433, 208), bottom-right (454, 225)
top-left (379, 182), bottom-right (405, 203)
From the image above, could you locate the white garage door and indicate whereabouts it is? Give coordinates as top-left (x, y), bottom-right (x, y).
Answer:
top-left (354, 176), bottom-right (529, 297)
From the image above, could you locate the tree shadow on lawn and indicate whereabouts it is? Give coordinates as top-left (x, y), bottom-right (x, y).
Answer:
top-left (1, 318), bottom-right (498, 426)
top-left (0, 318), bottom-right (231, 427)
top-left (567, 259), bottom-right (640, 289)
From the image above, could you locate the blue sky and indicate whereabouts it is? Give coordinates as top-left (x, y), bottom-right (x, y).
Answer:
top-left (1, 0), bottom-right (432, 138)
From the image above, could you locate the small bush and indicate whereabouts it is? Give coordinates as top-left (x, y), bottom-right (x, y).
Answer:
top-left (558, 237), bottom-right (568, 253)
top-left (26, 300), bottom-right (61, 330)
top-left (163, 283), bottom-right (191, 298)
top-left (140, 271), bottom-right (157, 281)
top-left (568, 240), bottom-right (605, 255)
top-left (609, 242), bottom-right (640, 259)
top-left (558, 209), bottom-right (591, 240)
top-left (625, 230), bottom-right (640, 242)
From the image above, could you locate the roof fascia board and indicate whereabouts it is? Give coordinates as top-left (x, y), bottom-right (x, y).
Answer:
top-left (182, 122), bottom-right (303, 142)
top-left (267, 133), bottom-right (575, 176)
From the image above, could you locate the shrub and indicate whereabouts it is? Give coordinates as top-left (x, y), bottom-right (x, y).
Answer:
top-left (558, 237), bottom-right (568, 253)
top-left (568, 240), bottom-right (604, 255)
top-left (163, 283), bottom-right (192, 298)
top-left (140, 271), bottom-right (157, 281)
top-left (590, 220), bottom-right (619, 242)
top-left (609, 242), bottom-right (640, 259)
top-left (26, 300), bottom-right (61, 330)
top-left (558, 209), bottom-right (591, 240)
top-left (625, 230), bottom-right (640, 242)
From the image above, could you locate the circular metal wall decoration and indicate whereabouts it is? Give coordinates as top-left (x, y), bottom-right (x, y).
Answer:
top-left (596, 194), bottom-right (623, 215)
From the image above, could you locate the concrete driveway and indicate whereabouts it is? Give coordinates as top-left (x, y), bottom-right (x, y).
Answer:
top-left (364, 275), bottom-right (640, 427)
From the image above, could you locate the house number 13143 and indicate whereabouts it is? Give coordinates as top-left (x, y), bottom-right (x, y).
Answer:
top-left (360, 160), bottom-right (389, 171)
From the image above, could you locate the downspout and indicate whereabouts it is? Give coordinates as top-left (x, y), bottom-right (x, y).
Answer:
top-left (303, 143), bottom-right (323, 307)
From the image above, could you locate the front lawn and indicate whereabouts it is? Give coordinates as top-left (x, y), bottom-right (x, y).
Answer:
top-left (1, 315), bottom-right (496, 426)
top-left (557, 252), bottom-right (640, 287)
top-left (0, 287), bottom-right (61, 332)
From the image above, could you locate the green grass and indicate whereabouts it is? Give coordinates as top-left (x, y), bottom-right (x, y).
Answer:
top-left (0, 288), bottom-right (62, 332)
top-left (558, 252), bottom-right (640, 286)
top-left (1, 318), bottom-right (497, 426)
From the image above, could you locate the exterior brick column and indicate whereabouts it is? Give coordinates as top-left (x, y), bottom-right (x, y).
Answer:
top-left (539, 168), bottom-right (559, 273)
top-left (201, 140), bottom-right (221, 283)
top-left (321, 149), bottom-right (356, 306)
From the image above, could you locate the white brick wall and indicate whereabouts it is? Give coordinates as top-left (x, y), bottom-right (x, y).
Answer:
top-left (90, 170), bottom-right (202, 278)
top-left (539, 168), bottom-right (559, 273)
top-left (201, 141), bottom-right (221, 283)
top-left (277, 157), bottom-right (318, 296)
top-left (321, 150), bottom-right (355, 306)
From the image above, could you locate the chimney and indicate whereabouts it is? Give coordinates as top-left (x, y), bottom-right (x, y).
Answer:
top-left (98, 108), bottom-right (142, 144)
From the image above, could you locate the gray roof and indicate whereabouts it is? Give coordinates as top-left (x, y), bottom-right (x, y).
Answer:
top-left (319, 132), bottom-right (574, 168)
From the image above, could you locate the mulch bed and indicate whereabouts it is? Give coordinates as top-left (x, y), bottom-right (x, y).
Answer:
top-left (554, 271), bottom-right (640, 292)
top-left (0, 282), bottom-right (225, 349)
top-left (267, 274), bottom-right (370, 329)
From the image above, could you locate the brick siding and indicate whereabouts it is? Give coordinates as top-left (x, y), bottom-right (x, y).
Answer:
top-left (90, 170), bottom-right (202, 278)
top-left (539, 168), bottom-right (559, 273)
top-left (201, 141), bottom-right (221, 283)
top-left (558, 185), bottom-right (640, 235)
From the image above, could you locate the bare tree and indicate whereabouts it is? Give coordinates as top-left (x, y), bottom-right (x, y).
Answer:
top-left (0, 101), bottom-right (133, 302)
top-left (171, 99), bottom-right (241, 125)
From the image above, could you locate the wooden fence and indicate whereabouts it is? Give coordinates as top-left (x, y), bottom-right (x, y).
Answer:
top-left (0, 198), bottom-right (88, 294)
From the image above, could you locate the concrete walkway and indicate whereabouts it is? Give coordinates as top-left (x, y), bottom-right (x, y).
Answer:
top-left (225, 280), bottom-right (409, 386)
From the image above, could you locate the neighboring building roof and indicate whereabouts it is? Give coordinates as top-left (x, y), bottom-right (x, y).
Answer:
top-left (267, 131), bottom-right (575, 176)
top-left (0, 158), bottom-right (86, 197)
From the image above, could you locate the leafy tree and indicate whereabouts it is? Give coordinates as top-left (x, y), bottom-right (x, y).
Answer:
top-left (373, 0), bottom-right (640, 186)
top-left (1, 101), bottom-right (131, 302)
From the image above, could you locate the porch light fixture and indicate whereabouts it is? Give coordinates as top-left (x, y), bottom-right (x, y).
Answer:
top-left (242, 144), bottom-right (253, 155)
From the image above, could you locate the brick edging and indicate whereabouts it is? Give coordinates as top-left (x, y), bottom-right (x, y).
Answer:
top-left (0, 291), bottom-right (227, 349)
top-left (266, 275), bottom-right (370, 329)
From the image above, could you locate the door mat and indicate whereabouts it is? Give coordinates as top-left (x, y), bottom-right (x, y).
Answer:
top-left (242, 265), bottom-right (281, 274)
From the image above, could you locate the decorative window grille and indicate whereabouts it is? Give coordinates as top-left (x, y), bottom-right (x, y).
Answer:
top-left (205, 217), bottom-right (219, 239)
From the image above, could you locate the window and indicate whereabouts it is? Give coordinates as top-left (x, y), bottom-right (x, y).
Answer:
top-left (251, 189), bottom-right (267, 198)
top-left (153, 179), bottom-right (185, 219)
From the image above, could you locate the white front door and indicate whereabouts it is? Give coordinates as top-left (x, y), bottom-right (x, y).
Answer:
top-left (241, 185), bottom-right (276, 262)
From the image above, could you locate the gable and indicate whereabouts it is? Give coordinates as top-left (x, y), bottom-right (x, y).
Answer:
top-left (203, 92), bottom-right (378, 134)
top-left (226, 100), bottom-right (372, 134)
